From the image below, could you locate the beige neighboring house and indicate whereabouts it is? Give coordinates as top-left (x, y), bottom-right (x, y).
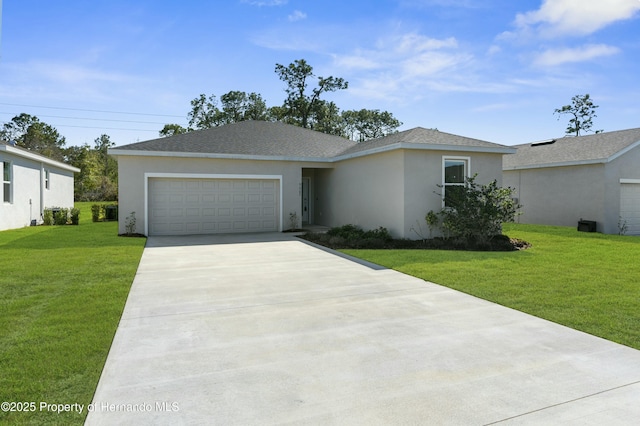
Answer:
top-left (503, 128), bottom-right (640, 235)
top-left (1, 141), bottom-right (80, 231)
top-left (109, 121), bottom-right (515, 238)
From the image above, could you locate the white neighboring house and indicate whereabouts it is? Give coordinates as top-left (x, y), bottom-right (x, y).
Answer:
top-left (1, 141), bottom-right (80, 231)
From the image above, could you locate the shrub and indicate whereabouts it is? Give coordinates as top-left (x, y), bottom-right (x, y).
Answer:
top-left (70, 207), bottom-right (80, 225)
top-left (438, 175), bottom-right (521, 246)
top-left (54, 208), bottom-right (69, 225)
top-left (91, 204), bottom-right (102, 222)
top-left (43, 209), bottom-right (54, 226)
top-left (124, 212), bottom-right (136, 235)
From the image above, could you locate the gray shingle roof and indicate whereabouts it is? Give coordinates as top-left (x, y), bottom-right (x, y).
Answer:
top-left (114, 121), bottom-right (357, 158)
top-left (503, 128), bottom-right (640, 169)
top-left (111, 121), bottom-right (513, 160)
top-left (338, 127), bottom-right (513, 156)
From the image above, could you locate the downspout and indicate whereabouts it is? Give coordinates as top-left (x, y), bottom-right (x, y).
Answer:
top-left (40, 162), bottom-right (44, 222)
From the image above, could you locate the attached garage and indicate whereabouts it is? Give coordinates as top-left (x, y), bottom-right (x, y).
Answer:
top-left (620, 180), bottom-right (640, 236)
top-left (147, 175), bottom-right (280, 236)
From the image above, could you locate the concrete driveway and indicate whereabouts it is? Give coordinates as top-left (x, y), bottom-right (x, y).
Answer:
top-left (86, 233), bottom-right (640, 425)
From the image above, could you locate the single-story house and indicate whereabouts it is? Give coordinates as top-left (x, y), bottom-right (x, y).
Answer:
top-left (503, 128), bottom-right (640, 235)
top-left (1, 141), bottom-right (80, 231)
top-left (109, 121), bottom-right (515, 238)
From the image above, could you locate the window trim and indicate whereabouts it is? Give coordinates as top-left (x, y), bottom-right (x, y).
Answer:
top-left (3, 161), bottom-right (12, 204)
top-left (45, 169), bottom-right (50, 190)
top-left (442, 156), bottom-right (470, 207)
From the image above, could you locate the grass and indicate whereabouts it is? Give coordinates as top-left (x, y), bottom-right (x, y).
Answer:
top-left (343, 223), bottom-right (640, 350)
top-left (0, 202), bottom-right (146, 425)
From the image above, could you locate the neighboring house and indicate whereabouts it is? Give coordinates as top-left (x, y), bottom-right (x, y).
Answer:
top-left (503, 128), bottom-right (640, 235)
top-left (109, 121), bottom-right (515, 238)
top-left (1, 141), bottom-right (80, 231)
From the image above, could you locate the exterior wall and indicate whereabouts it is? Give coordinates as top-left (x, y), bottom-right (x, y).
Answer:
top-left (403, 150), bottom-right (504, 238)
top-left (116, 155), bottom-right (330, 235)
top-left (504, 164), bottom-right (606, 230)
top-left (315, 149), bottom-right (506, 239)
top-left (0, 152), bottom-right (75, 231)
top-left (314, 150), bottom-right (405, 236)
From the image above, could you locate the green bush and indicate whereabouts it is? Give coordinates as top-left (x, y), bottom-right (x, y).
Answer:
top-left (43, 209), bottom-right (54, 226)
top-left (438, 175), bottom-right (521, 246)
top-left (91, 204), bottom-right (102, 222)
top-left (54, 208), bottom-right (69, 225)
top-left (70, 207), bottom-right (80, 225)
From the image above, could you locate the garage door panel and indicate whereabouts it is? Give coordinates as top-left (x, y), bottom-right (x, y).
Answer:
top-left (149, 177), bottom-right (279, 236)
top-left (620, 184), bottom-right (640, 236)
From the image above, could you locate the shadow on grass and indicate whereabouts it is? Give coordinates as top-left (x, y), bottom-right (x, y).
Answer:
top-left (0, 223), bottom-right (146, 251)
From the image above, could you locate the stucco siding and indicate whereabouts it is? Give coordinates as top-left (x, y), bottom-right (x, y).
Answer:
top-left (404, 151), bottom-right (505, 238)
top-left (314, 150), bottom-right (405, 237)
top-left (504, 164), bottom-right (605, 229)
top-left (116, 155), bottom-right (328, 235)
top-left (1, 153), bottom-right (75, 231)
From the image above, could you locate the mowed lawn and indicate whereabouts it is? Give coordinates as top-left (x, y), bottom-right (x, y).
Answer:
top-left (0, 202), bottom-right (146, 425)
top-left (344, 223), bottom-right (640, 351)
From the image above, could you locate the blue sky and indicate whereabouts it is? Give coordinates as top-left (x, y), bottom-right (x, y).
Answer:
top-left (0, 0), bottom-right (638, 147)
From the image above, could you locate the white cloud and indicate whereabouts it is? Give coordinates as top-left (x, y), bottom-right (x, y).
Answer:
top-left (288, 10), bottom-right (307, 22)
top-left (331, 32), bottom-right (508, 101)
top-left (514, 0), bottom-right (640, 37)
top-left (533, 43), bottom-right (620, 66)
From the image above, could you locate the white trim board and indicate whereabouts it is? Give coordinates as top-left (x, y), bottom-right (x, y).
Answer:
top-left (143, 172), bottom-right (283, 236)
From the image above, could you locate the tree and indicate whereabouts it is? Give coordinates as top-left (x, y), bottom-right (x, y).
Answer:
top-left (274, 59), bottom-right (348, 130)
top-left (164, 59), bottom-right (402, 139)
top-left (159, 124), bottom-right (187, 137)
top-left (185, 91), bottom-right (272, 130)
top-left (554, 94), bottom-right (602, 136)
top-left (0, 113), bottom-right (67, 161)
top-left (342, 109), bottom-right (402, 142)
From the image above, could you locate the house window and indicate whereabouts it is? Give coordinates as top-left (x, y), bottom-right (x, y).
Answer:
top-left (45, 169), bottom-right (50, 190)
top-left (3, 161), bottom-right (12, 203)
top-left (443, 157), bottom-right (469, 207)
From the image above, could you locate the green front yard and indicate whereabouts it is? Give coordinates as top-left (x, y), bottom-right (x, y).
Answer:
top-left (0, 202), bottom-right (146, 425)
top-left (344, 223), bottom-right (640, 350)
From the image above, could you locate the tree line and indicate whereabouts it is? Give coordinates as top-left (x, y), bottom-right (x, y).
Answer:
top-left (0, 113), bottom-right (117, 201)
top-left (160, 59), bottom-right (403, 142)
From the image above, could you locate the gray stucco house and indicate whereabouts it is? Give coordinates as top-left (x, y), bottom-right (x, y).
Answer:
top-left (109, 121), bottom-right (515, 238)
top-left (1, 141), bottom-right (80, 231)
top-left (503, 128), bottom-right (640, 235)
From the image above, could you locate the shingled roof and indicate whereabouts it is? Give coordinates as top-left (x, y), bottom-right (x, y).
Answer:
top-left (503, 128), bottom-right (640, 170)
top-left (112, 121), bottom-right (357, 159)
top-left (338, 127), bottom-right (514, 157)
top-left (110, 121), bottom-right (514, 160)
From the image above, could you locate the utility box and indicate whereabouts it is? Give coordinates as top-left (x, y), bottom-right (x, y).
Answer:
top-left (105, 205), bottom-right (118, 221)
top-left (578, 220), bottom-right (597, 232)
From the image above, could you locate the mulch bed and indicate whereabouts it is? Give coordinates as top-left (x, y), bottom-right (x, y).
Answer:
top-left (300, 233), bottom-right (531, 252)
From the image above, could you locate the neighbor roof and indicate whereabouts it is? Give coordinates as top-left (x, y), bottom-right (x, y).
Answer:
top-left (110, 121), bottom-right (515, 161)
top-left (503, 128), bottom-right (640, 170)
top-left (0, 140), bottom-right (81, 172)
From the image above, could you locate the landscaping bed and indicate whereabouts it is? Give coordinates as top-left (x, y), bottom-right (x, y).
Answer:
top-left (300, 224), bottom-right (530, 251)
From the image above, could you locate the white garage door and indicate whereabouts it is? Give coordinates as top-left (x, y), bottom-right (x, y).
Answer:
top-left (620, 183), bottom-right (640, 236)
top-left (148, 178), bottom-right (279, 236)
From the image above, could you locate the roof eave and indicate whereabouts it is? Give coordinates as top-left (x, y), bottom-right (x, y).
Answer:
top-left (334, 142), bottom-right (516, 162)
top-left (1, 144), bottom-right (81, 173)
top-left (108, 148), bottom-right (334, 163)
top-left (503, 158), bottom-right (608, 171)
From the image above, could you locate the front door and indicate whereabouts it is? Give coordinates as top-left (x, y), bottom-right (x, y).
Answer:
top-left (302, 177), bottom-right (310, 224)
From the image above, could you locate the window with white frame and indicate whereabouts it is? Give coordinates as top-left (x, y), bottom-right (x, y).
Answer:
top-left (3, 161), bottom-right (12, 203)
top-left (442, 157), bottom-right (469, 207)
top-left (45, 169), bottom-right (50, 190)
